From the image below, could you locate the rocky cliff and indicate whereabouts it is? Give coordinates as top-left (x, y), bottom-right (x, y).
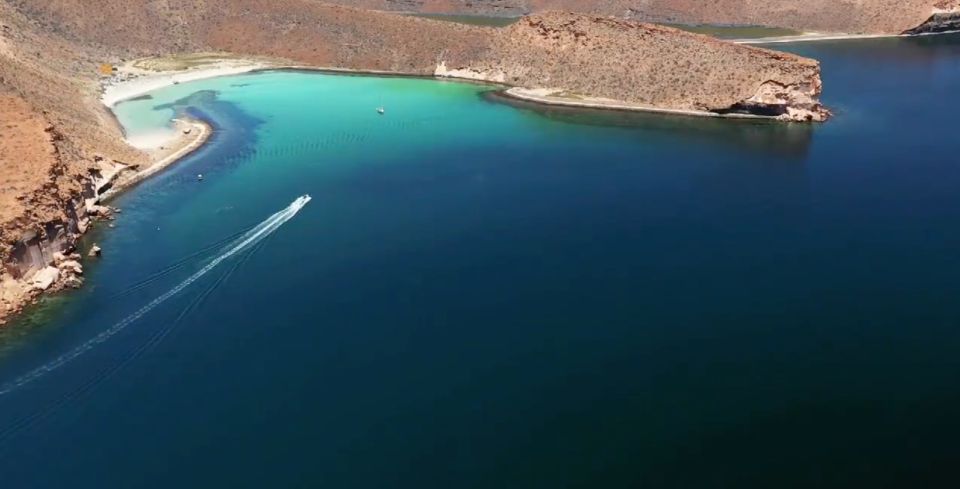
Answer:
top-left (0, 1), bottom-right (144, 322)
top-left (905, 2), bottom-right (960, 34)
top-left (0, 93), bottom-right (128, 322)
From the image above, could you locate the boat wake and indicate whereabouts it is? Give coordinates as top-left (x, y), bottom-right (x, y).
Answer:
top-left (0, 195), bottom-right (311, 398)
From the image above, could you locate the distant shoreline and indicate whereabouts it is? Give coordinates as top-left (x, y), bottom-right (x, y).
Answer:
top-left (738, 29), bottom-right (960, 44)
top-left (99, 51), bottom-right (821, 194)
top-left (102, 57), bottom-right (774, 137)
top-left (102, 61), bottom-right (267, 108)
top-left (499, 87), bottom-right (773, 120)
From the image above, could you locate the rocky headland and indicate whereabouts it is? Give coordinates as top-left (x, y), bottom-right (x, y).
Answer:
top-left (0, 0), bottom-right (831, 323)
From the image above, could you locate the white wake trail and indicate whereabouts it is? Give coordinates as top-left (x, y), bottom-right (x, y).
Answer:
top-left (0, 195), bottom-right (311, 396)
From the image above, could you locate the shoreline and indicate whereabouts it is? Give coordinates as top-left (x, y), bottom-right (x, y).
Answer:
top-left (500, 87), bottom-right (772, 120)
top-left (101, 118), bottom-right (212, 202)
top-left (101, 59), bottom-right (267, 108)
top-left (0, 72), bottom-right (218, 326)
top-left (103, 29), bottom-right (960, 174)
top-left (105, 56), bottom-right (788, 129)
top-left (101, 57), bottom-right (264, 157)
top-left (737, 29), bottom-right (960, 44)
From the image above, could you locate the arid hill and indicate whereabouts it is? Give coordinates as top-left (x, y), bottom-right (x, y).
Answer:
top-left (329, 0), bottom-right (960, 34)
top-left (0, 0), bottom-right (827, 322)
top-left (453, 13), bottom-right (826, 119)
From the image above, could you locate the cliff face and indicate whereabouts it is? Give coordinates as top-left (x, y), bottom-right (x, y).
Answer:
top-left (325, 0), bottom-right (960, 34)
top-left (0, 2), bottom-right (144, 322)
top-left (0, 93), bottom-right (122, 321)
top-left (905, 2), bottom-right (960, 34)
top-left (0, 0), bottom-right (828, 322)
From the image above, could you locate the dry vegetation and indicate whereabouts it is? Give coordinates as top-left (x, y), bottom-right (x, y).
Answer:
top-left (481, 13), bottom-right (826, 115)
top-left (0, 95), bottom-right (58, 226)
top-left (131, 53), bottom-right (253, 72)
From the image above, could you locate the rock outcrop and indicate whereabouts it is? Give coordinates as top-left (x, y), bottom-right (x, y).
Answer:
top-left (28, 267), bottom-right (60, 291)
top-left (905, 2), bottom-right (960, 34)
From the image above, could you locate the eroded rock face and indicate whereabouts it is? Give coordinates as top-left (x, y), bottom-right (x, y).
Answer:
top-left (434, 61), bottom-right (507, 82)
top-left (29, 266), bottom-right (60, 291)
top-left (718, 80), bottom-right (830, 122)
top-left (0, 98), bottom-right (84, 280)
top-left (904, 2), bottom-right (960, 34)
top-left (0, 90), bottom-right (131, 323)
top-left (59, 260), bottom-right (83, 276)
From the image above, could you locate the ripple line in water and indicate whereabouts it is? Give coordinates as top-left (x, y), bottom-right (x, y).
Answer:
top-left (0, 195), bottom-right (312, 398)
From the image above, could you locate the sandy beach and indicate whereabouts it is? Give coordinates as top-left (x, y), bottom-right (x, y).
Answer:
top-left (98, 58), bottom-right (246, 196)
top-left (737, 29), bottom-right (960, 44)
top-left (101, 118), bottom-right (211, 201)
top-left (100, 57), bottom-right (266, 156)
top-left (101, 58), bottom-right (267, 108)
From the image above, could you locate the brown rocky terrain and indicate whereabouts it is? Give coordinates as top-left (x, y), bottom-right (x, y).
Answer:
top-left (0, 0), bottom-right (828, 323)
top-left (1, 1), bottom-right (147, 321)
top-left (0, 95), bottom-right (57, 227)
top-left (329, 0), bottom-right (960, 34)
top-left (0, 90), bottom-right (103, 318)
top-left (466, 13), bottom-right (826, 119)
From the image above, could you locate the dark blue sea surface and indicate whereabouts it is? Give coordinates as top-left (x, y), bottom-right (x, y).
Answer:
top-left (1, 35), bottom-right (960, 488)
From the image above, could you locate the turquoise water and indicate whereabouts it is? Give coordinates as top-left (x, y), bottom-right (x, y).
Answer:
top-left (2, 35), bottom-right (960, 488)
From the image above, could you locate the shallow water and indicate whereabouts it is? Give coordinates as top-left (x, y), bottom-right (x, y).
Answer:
top-left (406, 13), bottom-right (520, 27)
top-left (2, 35), bottom-right (960, 488)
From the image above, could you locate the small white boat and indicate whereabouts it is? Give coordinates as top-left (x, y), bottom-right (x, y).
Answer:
top-left (376, 106), bottom-right (385, 115)
top-left (197, 173), bottom-right (204, 181)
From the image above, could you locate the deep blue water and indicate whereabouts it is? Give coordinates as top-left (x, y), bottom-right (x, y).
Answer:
top-left (1, 35), bottom-right (960, 488)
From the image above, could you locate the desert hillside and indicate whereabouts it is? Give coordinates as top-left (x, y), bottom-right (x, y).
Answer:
top-left (328, 0), bottom-right (960, 34)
